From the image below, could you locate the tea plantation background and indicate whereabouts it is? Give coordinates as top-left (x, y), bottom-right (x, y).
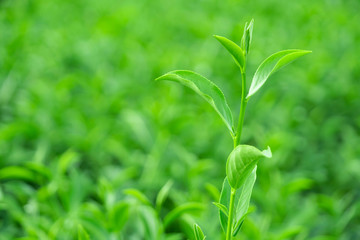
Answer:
top-left (1, 0), bottom-right (360, 239)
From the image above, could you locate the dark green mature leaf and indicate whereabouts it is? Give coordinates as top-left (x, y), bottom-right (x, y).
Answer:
top-left (226, 145), bottom-right (271, 189)
top-left (214, 35), bottom-right (246, 71)
top-left (241, 19), bottom-right (254, 55)
top-left (232, 167), bottom-right (257, 236)
top-left (219, 177), bottom-right (231, 233)
top-left (163, 202), bottom-right (204, 229)
top-left (193, 224), bottom-right (206, 240)
top-left (156, 70), bottom-right (234, 135)
top-left (247, 49), bottom-right (311, 99)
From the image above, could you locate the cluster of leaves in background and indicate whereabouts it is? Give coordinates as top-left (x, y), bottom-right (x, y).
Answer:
top-left (1, 0), bottom-right (360, 239)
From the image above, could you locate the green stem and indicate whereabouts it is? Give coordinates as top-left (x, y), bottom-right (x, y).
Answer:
top-left (227, 62), bottom-right (248, 240)
top-left (226, 188), bottom-right (236, 240)
top-left (235, 71), bottom-right (248, 146)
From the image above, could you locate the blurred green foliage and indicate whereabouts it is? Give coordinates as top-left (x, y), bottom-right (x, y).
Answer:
top-left (1, 0), bottom-right (359, 239)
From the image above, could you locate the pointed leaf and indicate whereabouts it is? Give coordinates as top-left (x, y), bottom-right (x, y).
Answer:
top-left (156, 70), bottom-right (234, 134)
top-left (226, 145), bottom-right (271, 189)
top-left (262, 146), bottom-right (272, 158)
top-left (214, 35), bottom-right (246, 71)
top-left (232, 167), bottom-right (257, 236)
top-left (193, 224), bottom-right (206, 240)
top-left (247, 49), bottom-right (311, 99)
top-left (212, 202), bottom-right (228, 217)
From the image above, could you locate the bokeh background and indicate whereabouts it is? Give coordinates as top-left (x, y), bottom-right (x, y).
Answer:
top-left (1, 0), bottom-right (359, 239)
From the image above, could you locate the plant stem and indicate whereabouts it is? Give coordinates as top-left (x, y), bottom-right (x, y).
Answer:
top-left (226, 188), bottom-right (236, 240)
top-left (227, 63), bottom-right (248, 240)
top-left (235, 71), bottom-right (247, 146)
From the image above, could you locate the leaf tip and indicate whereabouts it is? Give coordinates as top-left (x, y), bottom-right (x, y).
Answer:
top-left (262, 146), bottom-right (272, 158)
top-left (249, 18), bottom-right (254, 27)
top-left (213, 35), bottom-right (223, 41)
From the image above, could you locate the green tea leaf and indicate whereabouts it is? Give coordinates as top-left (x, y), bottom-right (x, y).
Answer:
top-left (156, 180), bottom-right (173, 212)
top-left (214, 35), bottom-right (246, 71)
top-left (163, 202), bottom-right (204, 228)
top-left (219, 177), bottom-right (231, 233)
top-left (123, 189), bottom-right (152, 206)
top-left (247, 49), bottom-right (311, 99)
top-left (232, 167), bottom-right (257, 236)
top-left (0, 166), bottom-right (45, 184)
top-left (212, 202), bottom-right (228, 217)
top-left (193, 224), bottom-right (206, 240)
top-left (226, 145), bottom-right (271, 189)
top-left (241, 19), bottom-right (254, 55)
top-left (108, 202), bottom-right (130, 232)
top-left (139, 205), bottom-right (161, 240)
top-left (156, 70), bottom-right (234, 135)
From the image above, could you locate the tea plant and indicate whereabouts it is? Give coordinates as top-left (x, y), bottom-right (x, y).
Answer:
top-left (156, 20), bottom-right (311, 240)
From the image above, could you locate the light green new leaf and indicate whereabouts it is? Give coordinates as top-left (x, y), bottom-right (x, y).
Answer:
top-left (193, 224), bottom-right (206, 240)
top-left (156, 70), bottom-right (234, 135)
top-left (226, 145), bottom-right (271, 189)
top-left (232, 167), bottom-right (257, 236)
top-left (163, 202), bottom-right (204, 228)
top-left (214, 35), bottom-right (246, 72)
top-left (247, 49), bottom-right (311, 99)
top-left (241, 19), bottom-right (254, 55)
top-left (219, 177), bottom-right (231, 233)
top-left (212, 202), bottom-right (228, 217)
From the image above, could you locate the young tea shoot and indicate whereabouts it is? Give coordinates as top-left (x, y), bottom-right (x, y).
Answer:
top-left (156, 19), bottom-right (311, 239)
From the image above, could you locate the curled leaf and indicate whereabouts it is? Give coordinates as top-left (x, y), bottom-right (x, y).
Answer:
top-left (226, 145), bottom-right (271, 189)
top-left (241, 19), bottom-right (254, 55)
